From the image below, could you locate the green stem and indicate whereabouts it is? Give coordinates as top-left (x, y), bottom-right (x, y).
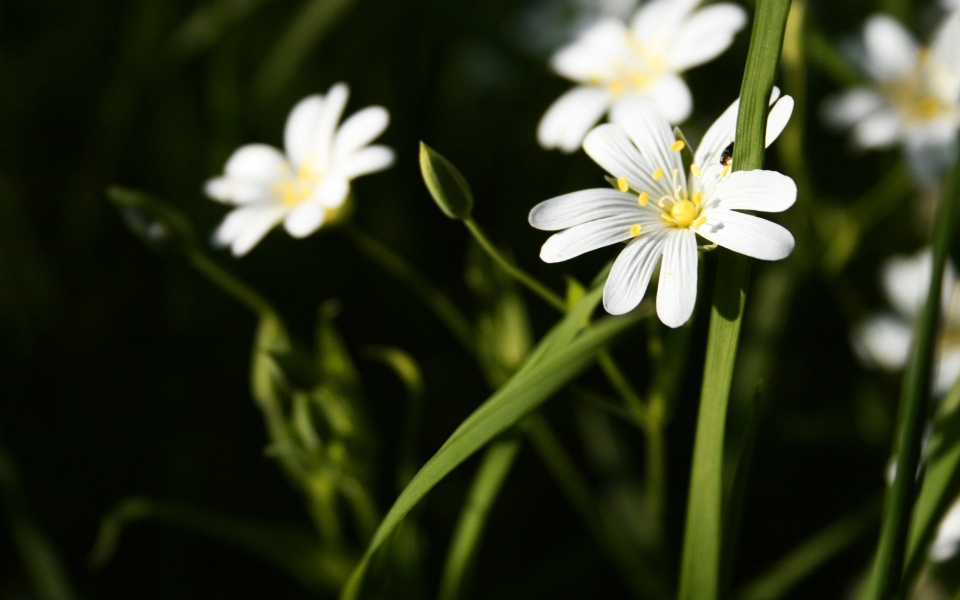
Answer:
top-left (463, 218), bottom-right (567, 312)
top-left (597, 351), bottom-right (649, 428)
top-left (677, 0), bottom-right (791, 596)
top-left (342, 225), bottom-right (477, 353)
top-left (188, 250), bottom-right (276, 316)
top-left (645, 393), bottom-right (667, 536)
top-left (863, 162), bottom-right (960, 600)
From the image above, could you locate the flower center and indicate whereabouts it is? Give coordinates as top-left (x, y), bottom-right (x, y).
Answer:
top-left (275, 163), bottom-right (324, 207)
top-left (670, 200), bottom-right (698, 228)
top-left (592, 33), bottom-right (667, 97)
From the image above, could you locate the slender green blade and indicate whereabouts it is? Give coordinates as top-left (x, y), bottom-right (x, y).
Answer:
top-left (677, 0), bottom-right (792, 598)
top-left (340, 286), bottom-right (646, 599)
top-left (89, 497), bottom-right (354, 591)
top-left (438, 432), bottom-right (523, 600)
top-left (902, 380), bottom-right (960, 585)
top-left (862, 155), bottom-right (960, 600)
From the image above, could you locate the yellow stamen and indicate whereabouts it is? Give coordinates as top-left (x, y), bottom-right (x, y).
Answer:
top-left (670, 140), bottom-right (685, 152)
top-left (609, 80), bottom-right (625, 97)
top-left (693, 191), bottom-right (703, 205)
top-left (692, 215), bottom-right (707, 228)
top-left (629, 223), bottom-right (643, 237)
top-left (638, 192), bottom-right (649, 206)
top-left (669, 200), bottom-right (698, 228)
top-left (660, 213), bottom-right (674, 224)
top-left (652, 168), bottom-right (664, 181)
top-left (722, 164), bottom-right (731, 177)
top-left (690, 164), bottom-right (701, 177)
top-left (916, 97), bottom-right (940, 119)
top-left (616, 177), bottom-right (630, 192)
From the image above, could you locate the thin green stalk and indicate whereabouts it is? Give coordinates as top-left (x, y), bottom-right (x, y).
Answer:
top-left (644, 393), bottom-right (667, 535)
top-left (189, 250), bottom-right (276, 316)
top-left (863, 162), bottom-right (960, 600)
top-left (597, 351), bottom-right (649, 428)
top-left (677, 0), bottom-right (791, 597)
top-left (463, 218), bottom-right (567, 312)
top-left (343, 225), bottom-right (477, 354)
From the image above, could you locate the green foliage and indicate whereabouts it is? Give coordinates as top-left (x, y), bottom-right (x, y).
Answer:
top-left (419, 142), bottom-right (475, 221)
top-left (678, 0), bottom-right (792, 598)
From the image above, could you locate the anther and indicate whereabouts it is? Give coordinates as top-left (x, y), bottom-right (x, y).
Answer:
top-left (638, 192), bottom-right (649, 206)
top-left (652, 168), bottom-right (664, 181)
top-left (617, 177), bottom-right (630, 192)
top-left (670, 140), bottom-right (685, 152)
top-left (629, 223), bottom-right (643, 237)
top-left (690, 164), bottom-right (701, 177)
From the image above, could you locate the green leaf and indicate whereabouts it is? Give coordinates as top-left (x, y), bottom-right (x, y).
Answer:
top-left (861, 149), bottom-right (960, 600)
top-left (89, 497), bottom-right (354, 592)
top-left (902, 379), bottom-right (960, 585)
top-left (107, 185), bottom-right (197, 256)
top-left (438, 431), bottom-right (524, 600)
top-left (419, 142), bottom-right (475, 220)
top-left (340, 285), bottom-right (647, 599)
top-left (677, 0), bottom-right (792, 598)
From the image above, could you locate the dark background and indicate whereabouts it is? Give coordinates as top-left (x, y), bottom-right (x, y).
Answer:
top-left (0, 0), bottom-right (947, 597)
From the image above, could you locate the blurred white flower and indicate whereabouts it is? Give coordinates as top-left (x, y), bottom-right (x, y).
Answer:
top-left (852, 248), bottom-right (960, 395)
top-left (537, 0), bottom-right (747, 153)
top-left (932, 497), bottom-right (960, 561)
top-left (821, 12), bottom-right (960, 186)
top-left (529, 91), bottom-right (796, 327)
top-left (205, 83), bottom-right (394, 256)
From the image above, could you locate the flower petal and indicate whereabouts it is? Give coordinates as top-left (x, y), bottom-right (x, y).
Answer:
top-left (862, 14), bottom-right (919, 81)
top-left (223, 144), bottom-right (287, 182)
top-left (711, 170), bottom-right (797, 213)
top-left (631, 0), bottom-right (699, 43)
top-left (538, 86), bottom-right (612, 153)
top-left (283, 202), bottom-right (325, 238)
top-left (609, 100), bottom-right (684, 196)
top-left (903, 125), bottom-right (958, 187)
top-left (333, 106), bottom-right (390, 166)
top-left (529, 189), bottom-right (643, 231)
top-left (645, 73), bottom-right (693, 124)
top-left (603, 229), bottom-right (669, 315)
top-left (692, 88), bottom-right (787, 168)
top-left (852, 314), bottom-right (912, 371)
top-left (667, 3), bottom-right (748, 72)
top-left (204, 177), bottom-right (273, 205)
top-left (820, 88), bottom-right (886, 131)
top-left (551, 19), bottom-right (629, 82)
top-left (338, 145), bottom-right (395, 180)
top-left (214, 205), bottom-right (287, 257)
top-left (881, 248), bottom-right (957, 320)
top-left (583, 123), bottom-right (661, 194)
top-left (930, 10), bottom-right (960, 101)
top-left (539, 214), bottom-right (653, 263)
top-left (316, 177), bottom-right (350, 209)
top-left (285, 95), bottom-right (324, 166)
top-left (765, 95), bottom-right (794, 147)
top-left (296, 83), bottom-right (349, 171)
top-left (935, 347), bottom-right (960, 396)
top-left (850, 107), bottom-right (901, 148)
top-left (696, 209), bottom-right (795, 260)
top-left (655, 229), bottom-right (698, 328)
top-left (931, 498), bottom-right (960, 561)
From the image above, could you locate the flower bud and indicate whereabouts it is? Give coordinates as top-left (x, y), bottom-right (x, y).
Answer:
top-left (419, 142), bottom-right (474, 220)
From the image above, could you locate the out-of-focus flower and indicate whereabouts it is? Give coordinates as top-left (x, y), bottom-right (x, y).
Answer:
top-left (932, 497), bottom-right (960, 561)
top-left (821, 12), bottom-right (960, 186)
top-left (537, 0), bottom-right (747, 153)
top-left (205, 83), bottom-right (394, 256)
top-left (529, 91), bottom-right (796, 327)
top-left (852, 248), bottom-right (960, 395)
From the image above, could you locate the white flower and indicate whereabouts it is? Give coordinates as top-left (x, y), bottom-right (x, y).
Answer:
top-left (853, 248), bottom-right (960, 395)
top-left (932, 496), bottom-right (960, 561)
top-left (537, 0), bottom-right (747, 153)
top-left (529, 91), bottom-right (797, 327)
top-left (205, 83), bottom-right (395, 256)
top-left (821, 12), bottom-right (960, 185)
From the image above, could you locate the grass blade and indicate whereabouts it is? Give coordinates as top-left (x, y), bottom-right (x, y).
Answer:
top-left (677, 0), bottom-right (792, 597)
top-left (340, 286), bottom-right (648, 599)
top-left (861, 161), bottom-right (960, 600)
